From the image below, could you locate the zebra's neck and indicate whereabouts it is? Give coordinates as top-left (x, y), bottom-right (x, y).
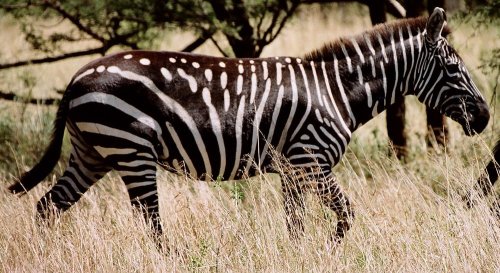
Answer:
top-left (317, 27), bottom-right (424, 130)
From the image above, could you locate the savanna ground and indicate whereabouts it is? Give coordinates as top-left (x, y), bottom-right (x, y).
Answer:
top-left (0, 4), bottom-right (499, 272)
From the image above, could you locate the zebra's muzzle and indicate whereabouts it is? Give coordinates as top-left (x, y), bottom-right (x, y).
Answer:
top-left (462, 103), bottom-right (490, 136)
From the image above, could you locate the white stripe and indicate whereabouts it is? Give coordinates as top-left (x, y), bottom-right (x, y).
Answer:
top-left (287, 143), bottom-right (320, 154)
top-left (390, 34), bottom-right (398, 104)
top-left (202, 88), bottom-right (226, 178)
top-left (73, 68), bottom-right (95, 83)
top-left (356, 65), bottom-right (363, 85)
top-left (107, 67), bottom-right (211, 174)
top-left (224, 89), bottom-right (230, 111)
top-left (66, 166), bottom-right (90, 190)
top-left (177, 68), bottom-right (198, 92)
top-left (119, 169), bottom-right (156, 178)
top-left (71, 92), bottom-right (169, 158)
top-left (259, 86), bottom-right (284, 166)
top-left (165, 122), bottom-right (197, 177)
top-left (365, 83), bottom-right (373, 107)
top-left (250, 72), bottom-right (257, 104)
top-left (245, 78), bottom-right (271, 172)
top-left (377, 32), bottom-right (389, 63)
top-left (307, 124), bottom-right (328, 148)
top-left (262, 61), bottom-right (268, 79)
top-left (369, 56), bottom-right (376, 77)
top-left (126, 181), bottom-right (156, 190)
top-left (320, 126), bottom-right (342, 155)
top-left (220, 72), bottom-right (227, 89)
top-left (329, 59), bottom-right (354, 134)
top-left (229, 95), bottom-right (246, 180)
top-left (310, 61), bottom-right (324, 107)
top-left (94, 147), bottom-right (137, 157)
top-left (290, 63), bottom-right (312, 140)
top-left (276, 65), bottom-right (299, 153)
top-left (340, 43), bottom-right (353, 72)
top-left (351, 39), bottom-right (365, 63)
top-left (118, 160), bottom-right (157, 168)
top-left (364, 34), bottom-right (376, 55)
top-left (289, 153), bottom-right (327, 162)
top-left (137, 190), bottom-right (157, 200)
top-left (276, 63), bottom-right (282, 84)
top-left (380, 61), bottom-right (387, 102)
top-left (237, 75), bottom-right (243, 95)
top-left (76, 122), bottom-right (158, 158)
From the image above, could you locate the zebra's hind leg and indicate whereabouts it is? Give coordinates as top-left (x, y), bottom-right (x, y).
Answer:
top-left (281, 174), bottom-right (306, 240)
top-left (116, 159), bottom-right (162, 237)
top-left (315, 174), bottom-right (354, 243)
top-left (37, 149), bottom-right (111, 221)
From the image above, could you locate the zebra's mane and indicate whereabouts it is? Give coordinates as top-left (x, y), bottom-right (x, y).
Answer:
top-left (303, 16), bottom-right (452, 62)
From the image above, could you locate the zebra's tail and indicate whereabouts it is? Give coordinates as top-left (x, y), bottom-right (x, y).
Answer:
top-left (8, 85), bottom-right (72, 195)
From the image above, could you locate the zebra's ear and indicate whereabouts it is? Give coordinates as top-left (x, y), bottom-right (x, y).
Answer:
top-left (426, 7), bottom-right (447, 44)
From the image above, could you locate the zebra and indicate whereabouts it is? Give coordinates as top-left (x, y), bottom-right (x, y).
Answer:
top-left (9, 8), bottom-right (490, 242)
top-left (464, 138), bottom-right (499, 209)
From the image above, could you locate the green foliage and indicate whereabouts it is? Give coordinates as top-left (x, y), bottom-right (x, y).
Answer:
top-left (0, 105), bottom-right (69, 177)
top-left (0, 0), bottom-right (302, 59)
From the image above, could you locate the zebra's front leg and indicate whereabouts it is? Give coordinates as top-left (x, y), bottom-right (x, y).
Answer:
top-left (117, 160), bottom-right (162, 237)
top-left (281, 174), bottom-right (306, 240)
top-left (314, 174), bottom-right (354, 243)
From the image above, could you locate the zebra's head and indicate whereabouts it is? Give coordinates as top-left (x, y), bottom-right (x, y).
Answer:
top-left (416, 8), bottom-right (489, 136)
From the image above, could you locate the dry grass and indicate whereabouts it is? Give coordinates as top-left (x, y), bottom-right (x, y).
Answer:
top-left (0, 4), bottom-right (499, 272)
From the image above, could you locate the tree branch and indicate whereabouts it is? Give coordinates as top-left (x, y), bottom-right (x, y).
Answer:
top-left (181, 31), bottom-right (214, 52)
top-left (0, 46), bottom-right (106, 70)
top-left (43, 0), bottom-right (106, 43)
top-left (0, 90), bottom-right (60, 105)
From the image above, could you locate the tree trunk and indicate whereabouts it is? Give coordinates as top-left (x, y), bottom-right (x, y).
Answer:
top-left (369, 0), bottom-right (408, 159)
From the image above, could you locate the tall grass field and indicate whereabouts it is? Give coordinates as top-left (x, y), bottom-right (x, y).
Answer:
top-left (0, 4), bottom-right (499, 272)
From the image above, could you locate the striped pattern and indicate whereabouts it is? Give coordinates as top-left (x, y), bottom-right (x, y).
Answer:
top-left (12, 8), bottom-right (489, 242)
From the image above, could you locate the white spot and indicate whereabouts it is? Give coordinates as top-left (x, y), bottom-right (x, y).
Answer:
top-left (181, 58), bottom-right (187, 63)
top-left (219, 62), bottom-right (226, 68)
top-left (204, 69), bottom-right (213, 81)
top-left (107, 66), bottom-right (120, 73)
top-left (296, 58), bottom-right (302, 63)
top-left (124, 54), bottom-right (133, 59)
top-left (96, 65), bottom-right (105, 73)
top-left (250, 60), bottom-right (255, 64)
top-left (139, 58), bottom-right (151, 65)
top-left (224, 90), bottom-right (230, 111)
top-left (285, 57), bottom-right (291, 63)
top-left (161, 67), bottom-right (172, 81)
top-left (192, 62), bottom-right (200, 68)
top-left (238, 60), bottom-right (243, 63)
top-left (275, 56), bottom-right (279, 60)
top-left (220, 72), bottom-right (227, 89)
top-left (238, 65), bottom-right (244, 74)
top-left (177, 68), bottom-right (197, 92)
top-left (169, 57), bottom-right (176, 63)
